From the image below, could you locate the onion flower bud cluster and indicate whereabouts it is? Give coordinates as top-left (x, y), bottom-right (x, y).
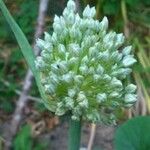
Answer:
top-left (35, 0), bottom-right (137, 123)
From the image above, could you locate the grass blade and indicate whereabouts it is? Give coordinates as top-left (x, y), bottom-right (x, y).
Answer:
top-left (0, 0), bottom-right (36, 75)
top-left (0, 0), bottom-right (57, 112)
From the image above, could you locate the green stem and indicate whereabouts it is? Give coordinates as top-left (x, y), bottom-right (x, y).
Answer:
top-left (68, 119), bottom-right (82, 150)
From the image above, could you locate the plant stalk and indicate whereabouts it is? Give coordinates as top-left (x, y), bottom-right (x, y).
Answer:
top-left (68, 119), bottom-right (82, 150)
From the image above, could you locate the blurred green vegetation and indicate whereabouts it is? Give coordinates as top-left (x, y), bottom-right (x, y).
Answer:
top-left (13, 125), bottom-right (48, 150)
top-left (0, 0), bottom-right (150, 149)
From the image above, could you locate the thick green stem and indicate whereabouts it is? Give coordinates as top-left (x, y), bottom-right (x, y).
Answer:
top-left (68, 119), bottom-right (82, 150)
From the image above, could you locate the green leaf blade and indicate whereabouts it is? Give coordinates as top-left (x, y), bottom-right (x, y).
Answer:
top-left (114, 116), bottom-right (150, 150)
top-left (0, 0), bottom-right (57, 112)
top-left (0, 0), bottom-right (36, 75)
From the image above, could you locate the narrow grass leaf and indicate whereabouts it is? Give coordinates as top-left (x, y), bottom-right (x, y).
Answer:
top-left (0, 0), bottom-right (56, 112)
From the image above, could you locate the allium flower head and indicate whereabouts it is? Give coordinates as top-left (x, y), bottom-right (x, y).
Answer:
top-left (35, 0), bottom-right (137, 123)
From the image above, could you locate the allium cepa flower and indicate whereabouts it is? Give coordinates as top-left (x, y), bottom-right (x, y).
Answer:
top-left (35, 0), bottom-right (137, 123)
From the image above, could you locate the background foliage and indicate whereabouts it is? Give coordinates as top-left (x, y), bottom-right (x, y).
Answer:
top-left (0, 0), bottom-right (150, 149)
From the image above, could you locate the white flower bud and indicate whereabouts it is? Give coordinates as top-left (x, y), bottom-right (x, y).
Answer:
top-left (99, 16), bottom-right (108, 31)
top-left (53, 22), bottom-right (62, 33)
top-left (112, 68), bottom-right (132, 79)
top-left (77, 93), bottom-right (89, 108)
top-left (93, 74), bottom-right (101, 82)
top-left (68, 57), bottom-right (79, 66)
top-left (90, 7), bottom-right (96, 18)
top-left (103, 32), bottom-right (116, 44)
top-left (109, 92), bottom-right (120, 98)
top-left (67, 0), bottom-right (76, 12)
top-left (51, 61), bottom-right (68, 74)
top-left (88, 67), bottom-right (95, 74)
top-left (77, 91), bottom-right (86, 101)
top-left (69, 43), bottom-right (80, 56)
top-left (35, 56), bottom-right (45, 70)
top-left (44, 43), bottom-right (53, 51)
top-left (62, 73), bottom-right (73, 83)
top-left (58, 61), bottom-right (68, 73)
top-left (83, 5), bottom-right (96, 18)
top-left (79, 99), bottom-right (88, 108)
top-left (45, 84), bottom-right (56, 94)
top-left (96, 64), bottom-right (104, 75)
top-left (79, 65), bottom-right (88, 75)
top-left (59, 17), bottom-right (65, 27)
top-left (96, 93), bottom-right (107, 103)
top-left (75, 14), bottom-right (81, 24)
top-left (124, 94), bottom-right (137, 103)
top-left (122, 55), bottom-right (137, 67)
top-left (66, 13), bottom-right (75, 25)
top-left (74, 75), bottom-right (84, 85)
top-left (94, 20), bottom-right (100, 32)
top-left (122, 46), bottom-right (132, 55)
top-left (51, 33), bottom-right (58, 45)
top-left (103, 74), bottom-right (111, 82)
top-left (110, 77), bottom-right (122, 89)
top-left (36, 39), bottom-right (45, 49)
top-left (58, 44), bottom-right (66, 57)
top-left (111, 51), bottom-right (122, 62)
top-left (68, 88), bottom-right (76, 98)
top-left (125, 84), bottom-right (137, 93)
top-left (89, 47), bottom-right (98, 58)
top-left (60, 28), bottom-right (69, 41)
top-left (81, 55), bottom-right (89, 64)
top-left (98, 50), bottom-right (109, 61)
top-left (70, 26), bottom-right (82, 41)
top-left (64, 97), bottom-right (74, 109)
top-left (44, 32), bottom-right (52, 42)
top-left (55, 102), bottom-right (66, 115)
top-left (63, 8), bottom-right (69, 18)
top-left (49, 73), bottom-right (59, 84)
top-left (114, 33), bottom-right (125, 48)
top-left (54, 15), bottom-right (60, 23)
top-left (73, 106), bottom-right (82, 116)
top-left (111, 64), bottom-right (118, 70)
top-left (83, 5), bottom-right (90, 18)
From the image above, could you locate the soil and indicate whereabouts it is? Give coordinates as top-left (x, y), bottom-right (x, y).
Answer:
top-left (1, 114), bottom-right (115, 150)
top-left (47, 121), bottom-right (115, 150)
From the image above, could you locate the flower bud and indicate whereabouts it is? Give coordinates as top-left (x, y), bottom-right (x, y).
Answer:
top-left (99, 16), bottom-right (108, 31)
top-left (83, 5), bottom-right (96, 18)
top-left (125, 84), bottom-right (137, 93)
top-left (44, 32), bottom-right (52, 42)
top-left (36, 39), bottom-right (45, 49)
top-left (68, 88), bottom-right (76, 98)
top-left (96, 64), bottom-right (104, 75)
top-left (122, 46), bottom-right (132, 56)
top-left (69, 43), bottom-right (80, 57)
top-left (124, 94), bottom-right (137, 103)
top-left (110, 77), bottom-right (122, 89)
top-left (45, 84), bottom-right (56, 94)
top-left (79, 65), bottom-right (88, 75)
top-left (64, 97), bottom-right (74, 109)
top-left (122, 55), bottom-right (137, 67)
top-left (96, 93), bottom-right (107, 103)
top-left (67, 0), bottom-right (76, 12)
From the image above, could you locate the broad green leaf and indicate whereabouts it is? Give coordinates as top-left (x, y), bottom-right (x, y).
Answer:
top-left (114, 116), bottom-right (150, 150)
top-left (0, 0), bottom-right (57, 112)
